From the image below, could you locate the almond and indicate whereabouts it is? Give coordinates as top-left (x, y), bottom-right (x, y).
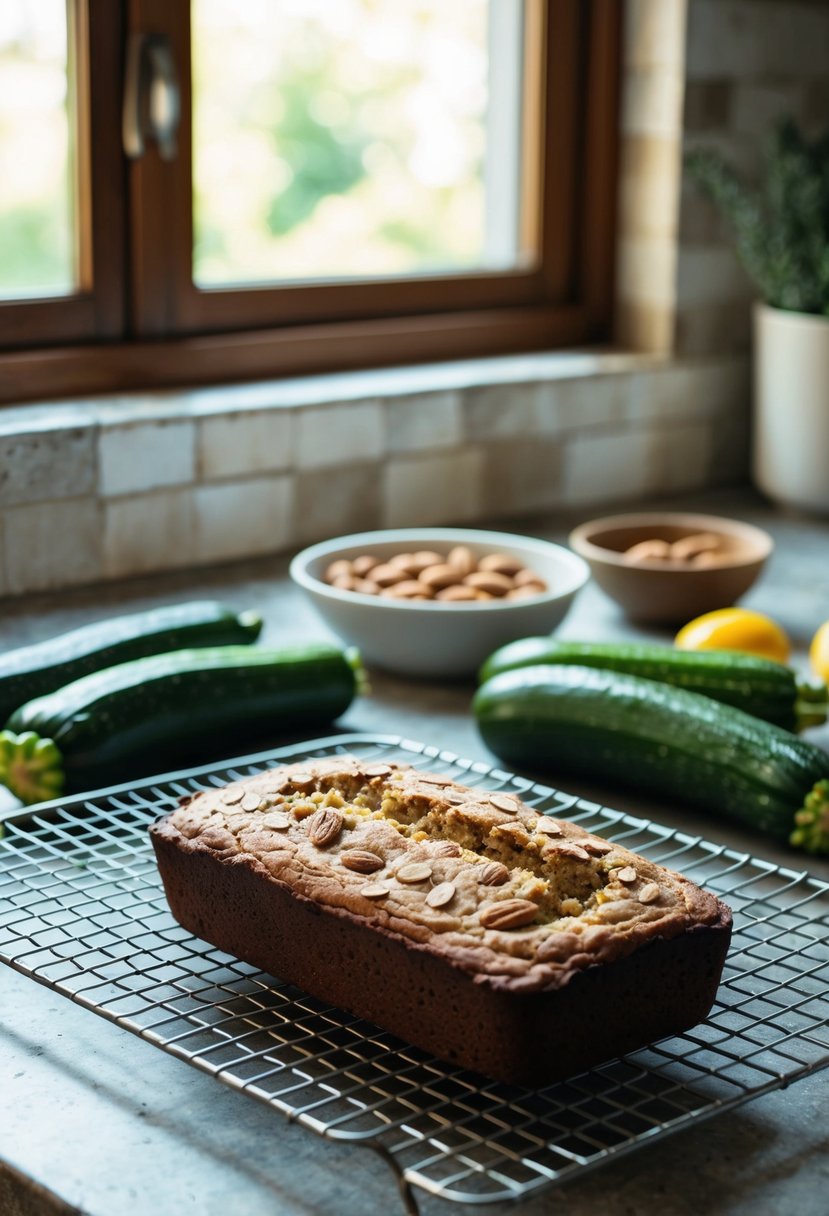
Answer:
top-left (430, 840), bottom-right (462, 857)
top-left (419, 563), bottom-right (462, 589)
top-left (341, 849), bottom-right (384, 874)
top-left (351, 554), bottom-right (380, 577)
top-left (262, 812), bottom-right (291, 830)
top-left (614, 866), bottom-right (637, 884)
top-left (478, 552), bottom-right (525, 576)
top-left (488, 793), bottom-right (519, 814)
top-left (364, 764), bottom-right (393, 777)
top-left (325, 559), bottom-right (353, 581)
top-left (480, 899), bottom-right (538, 930)
top-left (447, 545), bottom-right (475, 576)
top-left (360, 883), bottom-right (390, 899)
top-left (306, 807), bottom-right (344, 848)
top-left (464, 570), bottom-right (513, 596)
top-left (395, 861), bottom-right (433, 884)
top-left (534, 818), bottom-right (563, 836)
top-left (435, 584), bottom-right (478, 601)
top-left (426, 882), bottom-right (456, 908)
top-left (479, 861), bottom-right (510, 886)
top-left (370, 563), bottom-right (408, 587)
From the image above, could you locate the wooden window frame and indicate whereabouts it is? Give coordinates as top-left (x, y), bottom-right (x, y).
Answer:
top-left (0, 0), bottom-right (125, 353)
top-left (0, 0), bottom-right (621, 405)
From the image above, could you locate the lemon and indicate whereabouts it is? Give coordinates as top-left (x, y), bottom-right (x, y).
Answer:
top-left (675, 608), bottom-right (791, 663)
top-left (809, 620), bottom-right (829, 682)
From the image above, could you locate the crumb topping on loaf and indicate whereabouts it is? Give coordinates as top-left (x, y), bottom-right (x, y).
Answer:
top-left (152, 754), bottom-right (725, 994)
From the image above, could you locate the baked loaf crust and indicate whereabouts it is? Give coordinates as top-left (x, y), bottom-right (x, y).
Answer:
top-left (150, 754), bottom-right (732, 1084)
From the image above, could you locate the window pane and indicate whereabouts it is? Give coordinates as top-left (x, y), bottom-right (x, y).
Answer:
top-left (192, 0), bottom-right (529, 288)
top-left (0, 0), bottom-right (75, 299)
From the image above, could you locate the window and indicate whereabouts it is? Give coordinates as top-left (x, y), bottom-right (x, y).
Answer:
top-left (0, 1), bottom-right (75, 299)
top-left (0, 0), bottom-right (123, 354)
top-left (0, 0), bottom-right (621, 404)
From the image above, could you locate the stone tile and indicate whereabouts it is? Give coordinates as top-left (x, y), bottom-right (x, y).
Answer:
top-left (194, 477), bottom-right (294, 563)
top-left (295, 401), bottom-right (384, 469)
top-left (683, 131), bottom-right (760, 181)
top-left (547, 375), bottom-right (636, 432)
top-left (480, 439), bottom-right (564, 518)
top-left (697, 355), bottom-right (751, 414)
top-left (561, 430), bottom-right (656, 507)
top-left (616, 236), bottom-right (678, 309)
top-left (198, 410), bottom-right (293, 480)
top-left (0, 402), bottom-right (97, 436)
top-left (625, 0), bottom-right (687, 72)
top-left (730, 83), bottom-right (803, 137)
top-left (631, 358), bottom-right (748, 423)
top-left (102, 490), bottom-right (195, 579)
top-left (614, 300), bottom-right (675, 355)
top-left (677, 189), bottom-right (731, 245)
top-left (382, 449), bottom-right (484, 528)
top-left (707, 396), bottom-right (752, 485)
top-left (99, 420), bottom-right (195, 497)
top-left (646, 421), bottom-right (713, 495)
top-left (296, 463), bottom-right (381, 545)
top-left (0, 426), bottom-right (96, 507)
top-left (675, 247), bottom-right (751, 309)
top-left (621, 69), bottom-right (685, 138)
top-left (687, 0), bottom-right (829, 80)
top-left (682, 80), bottom-right (733, 132)
top-left (463, 382), bottom-right (549, 441)
top-left (674, 300), bottom-right (753, 357)
top-left (686, 0), bottom-right (769, 80)
top-left (386, 391), bottom-right (462, 454)
top-left (94, 393), bottom-right (200, 426)
top-left (618, 135), bottom-right (682, 239)
top-left (4, 498), bottom-right (102, 594)
top-left (630, 363), bottom-right (699, 423)
top-left (802, 78), bottom-right (829, 130)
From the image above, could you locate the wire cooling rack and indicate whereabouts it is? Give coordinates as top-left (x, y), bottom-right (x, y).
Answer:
top-left (1, 734), bottom-right (828, 1213)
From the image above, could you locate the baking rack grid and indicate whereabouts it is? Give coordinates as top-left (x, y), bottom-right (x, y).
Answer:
top-left (1, 733), bottom-right (828, 1213)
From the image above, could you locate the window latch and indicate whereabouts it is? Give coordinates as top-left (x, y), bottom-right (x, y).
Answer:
top-left (122, 33), bottom-right (180, 161)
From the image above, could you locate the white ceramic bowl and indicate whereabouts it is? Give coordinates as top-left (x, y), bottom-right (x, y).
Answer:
top-left (289, 528), bottom-right (590, 678)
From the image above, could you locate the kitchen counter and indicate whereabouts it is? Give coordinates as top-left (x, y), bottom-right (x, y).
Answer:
top-left (2, 488), bottom-right (828, 1216)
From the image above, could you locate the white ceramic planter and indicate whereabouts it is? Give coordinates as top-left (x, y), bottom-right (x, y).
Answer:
top-left (753, 302), bottom-right (829, 514)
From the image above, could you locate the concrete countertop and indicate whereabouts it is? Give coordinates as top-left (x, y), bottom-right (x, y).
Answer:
top-left (1, 488), bottom-right (828, 1216)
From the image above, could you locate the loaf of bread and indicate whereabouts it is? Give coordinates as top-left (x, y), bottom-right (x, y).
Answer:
top-left (150, 755), bottom-right (732, 1085)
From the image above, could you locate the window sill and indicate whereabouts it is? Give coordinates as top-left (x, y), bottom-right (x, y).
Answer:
top-left (2, 347), bottom-right (662, 429)
top-left (0, 347), bottom-right (749, 599)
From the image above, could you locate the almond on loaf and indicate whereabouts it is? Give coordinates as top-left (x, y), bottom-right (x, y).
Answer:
top-left (149, 754), bottom-right (732, 1085)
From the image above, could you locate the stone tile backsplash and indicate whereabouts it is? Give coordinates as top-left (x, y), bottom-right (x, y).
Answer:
top-left (383, 447), bottom-right (485, 530)
top-left (98, 419), bottom-right (196, 496)
top-left (102, 489), bottom-right (195, 580)
top-left (198, 410), bottom-right (294, 479)
top-left (0, 352), bottom-right (750, 598)
top-left (5, 497), bottom-right (102, 595)
top-left (193, 477), bottom-right (295, 563)
top-left (0, 427), bottom-right (96, 507)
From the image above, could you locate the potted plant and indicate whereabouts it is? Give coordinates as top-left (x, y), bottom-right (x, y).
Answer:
top-left (687, 119), bottom-right (829, 514)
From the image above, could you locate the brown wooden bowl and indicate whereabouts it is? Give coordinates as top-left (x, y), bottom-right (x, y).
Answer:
top-left (568, 512), bottom-right (773, 624)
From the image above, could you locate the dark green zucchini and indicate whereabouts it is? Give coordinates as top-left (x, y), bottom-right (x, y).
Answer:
top-left (0, 643), bottom-right (361, 805)
top-left (473, 664), bottom-right (829, 855)
top-left (478, 638), bottom-right (828, 732)
top-left (0, 601), bottom-right (263, 724)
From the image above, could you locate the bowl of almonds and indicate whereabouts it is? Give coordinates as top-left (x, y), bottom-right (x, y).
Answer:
top-left (290, 528), bottom-right (589, 677)
top-left (568, 511), bottom-right (773, 624)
